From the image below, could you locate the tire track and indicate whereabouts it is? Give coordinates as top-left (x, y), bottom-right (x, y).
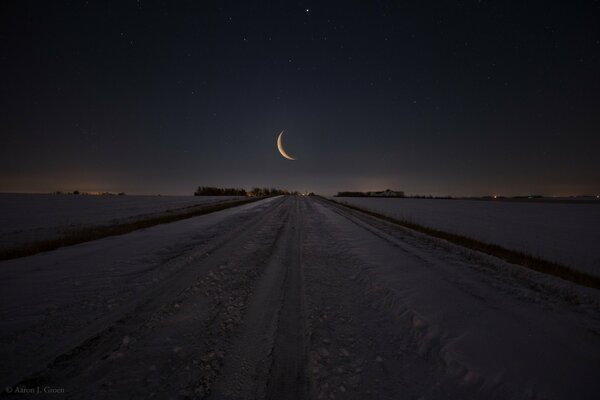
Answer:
top-left (265, 197), bottom-right (308, 400)
top-left (209, 196), bottom-right (308, 400)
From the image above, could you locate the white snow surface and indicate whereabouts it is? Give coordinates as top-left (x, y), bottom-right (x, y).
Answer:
top-left (0, 196), bottom-right (598, 399)
top-left (0, 193), bottom-right (243, 249)
top-left (332, 197), bottom-right (600, 276)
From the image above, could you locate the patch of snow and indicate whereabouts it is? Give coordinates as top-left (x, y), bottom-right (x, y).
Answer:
top-left (0, 193), bottom-right (244, 250)
top-left (332, 197), bottom-right (600, 276)
top-left (0, 197), bottom-right (280, 388)
top-left (315, 200), bottom-right (600, 399)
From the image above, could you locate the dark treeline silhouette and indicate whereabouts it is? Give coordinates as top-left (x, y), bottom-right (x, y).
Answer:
top-left (194, 187), bottom-right (247, 196)
top-left (53, 191), bottom-right (126, 196)
top-left (336, 191), bottom-right (367, 197)
top-left (195, 186), bottom-right (296, 197)
top-left (335, 189), bottom-right (405, 198)
top-left (249, 187), bottom-right (296, 196)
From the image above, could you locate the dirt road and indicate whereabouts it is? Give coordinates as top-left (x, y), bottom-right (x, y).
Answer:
top-left (1, 196), bottom-right (599, 399)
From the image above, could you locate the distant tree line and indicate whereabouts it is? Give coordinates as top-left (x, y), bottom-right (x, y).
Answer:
top-left (194, 186), bottom-right (248, 196)
top-left (194, 186), bottom-right (297, 197)
top-left (335, 189), bottom-right (405, 198)
top-left (53, 190), bottom-right (126, 196)
top-left (249, 187), bottom-right (297, 196)
top-left (336, 191), bottom-right (368, 197)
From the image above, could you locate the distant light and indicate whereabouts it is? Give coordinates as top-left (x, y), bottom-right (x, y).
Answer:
top-left (305, 8), bottom-right (310, 13)
top-left (493, 195), bottom-right (497, 199)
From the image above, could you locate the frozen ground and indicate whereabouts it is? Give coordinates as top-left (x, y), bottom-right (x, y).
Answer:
top-left (332, 197), bottom-right (600, 277)
top-left (0, 193), bottom-right (243, 250)
top-left (1, 196), bottom-right (599, 399)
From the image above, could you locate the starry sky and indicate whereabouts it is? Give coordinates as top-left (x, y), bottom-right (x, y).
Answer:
top-left (1, 1), bottom-right (599, 196)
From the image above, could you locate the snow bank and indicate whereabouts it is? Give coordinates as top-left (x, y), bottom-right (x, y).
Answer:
top-left (0, 193), bottom-right (244, 250)
top-left (331, 197), bottom-right (600, 277)
top-left (316, 200), bottom-right (600, 399)
top-left (0, 197), bottom-right (280, 388)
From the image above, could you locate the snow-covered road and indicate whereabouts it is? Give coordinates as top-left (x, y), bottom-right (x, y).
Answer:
top-left (1, 196), bottom-right (599, 399)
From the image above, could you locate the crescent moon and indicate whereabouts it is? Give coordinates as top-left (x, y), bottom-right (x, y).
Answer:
top-left (277, 130), bottom-right (296, 161)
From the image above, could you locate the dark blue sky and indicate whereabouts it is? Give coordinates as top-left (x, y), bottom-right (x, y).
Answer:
top-left (1, 1), bottom-right (599, 196)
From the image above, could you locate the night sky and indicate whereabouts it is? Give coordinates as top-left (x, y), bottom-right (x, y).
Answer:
top-left (1, 1), bottom-right (599, 196)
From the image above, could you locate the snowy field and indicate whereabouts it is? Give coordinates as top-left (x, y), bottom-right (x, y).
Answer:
top-left (1, 196), bottom-right (598, 399)
top-left (331, 197), bottom-right (600, 276)
top-left (0, 193), bottom-right (244, 250)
